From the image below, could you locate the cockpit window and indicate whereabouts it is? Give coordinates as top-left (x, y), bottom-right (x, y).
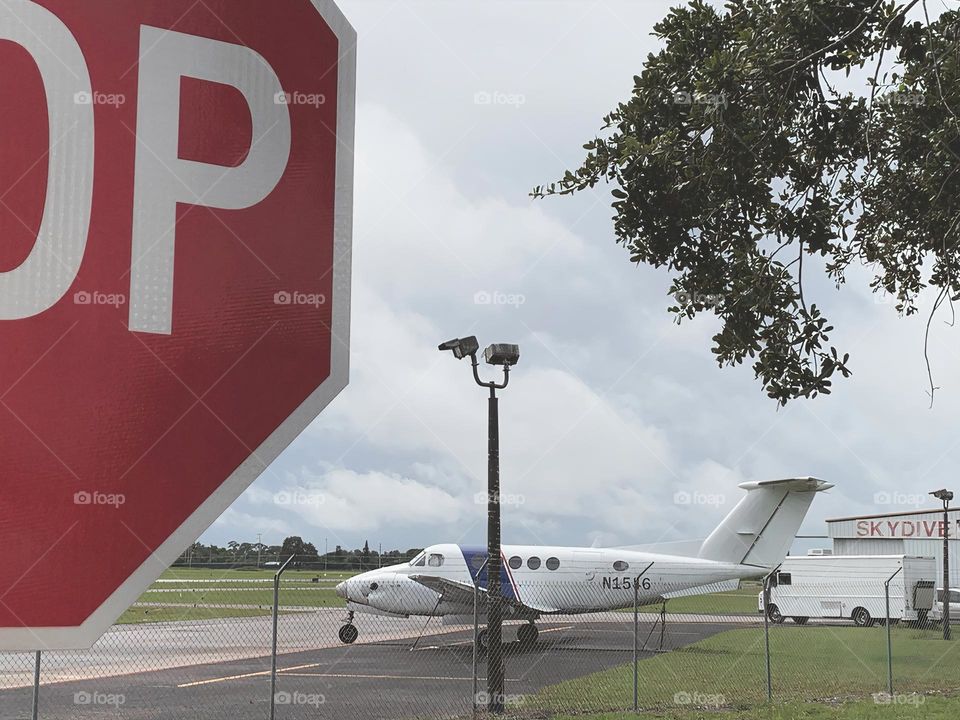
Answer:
top-left (428, 553), bottom-right (445, 567)
top-left (410, 551), bottom-right (426, 567)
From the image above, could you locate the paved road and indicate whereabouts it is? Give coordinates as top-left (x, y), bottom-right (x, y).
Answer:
top-left (0, 619), bottom-right (733, 720)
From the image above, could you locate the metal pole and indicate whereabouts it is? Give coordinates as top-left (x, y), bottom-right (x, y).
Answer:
top-left (270, 554), bottom-right (296, 720)
top-left (944, 501), bottom-right (951, 641)
top-left (885, 566), bottom-right (902, 697)
top-left (763, 571), bottom-right (773, 702)
top-left (31, 651), bottom-right (40, 720)
top-left (633, 580), bottom-right (639, 712)
top-left (473, 585), bottom-right (479, 718)
top-left (486, 388), bottom-right (504, 714)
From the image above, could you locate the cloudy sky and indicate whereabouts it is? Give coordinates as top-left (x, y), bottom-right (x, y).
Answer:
top-left (207, 0), bottom-right (960, 555)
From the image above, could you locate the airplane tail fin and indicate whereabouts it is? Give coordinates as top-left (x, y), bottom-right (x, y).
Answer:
top-left (697, 477), bottom-right (832, 569)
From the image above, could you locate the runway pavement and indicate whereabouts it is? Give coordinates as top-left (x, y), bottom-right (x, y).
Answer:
top-left (0, 618), bottom-right (734, 720)
top-left (0, 609), bottom-right (764, 690)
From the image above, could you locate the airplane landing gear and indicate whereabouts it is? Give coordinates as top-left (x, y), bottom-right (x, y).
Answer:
top-left (517, 622), bottom-right (539, 646)
top-left (476, 628), bottom-right (488, 651)
top-left (339, 610), bottom-right (359, 644)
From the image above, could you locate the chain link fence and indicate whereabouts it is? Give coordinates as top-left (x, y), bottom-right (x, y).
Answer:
top-left (1, 572), bottom-right (958, 719)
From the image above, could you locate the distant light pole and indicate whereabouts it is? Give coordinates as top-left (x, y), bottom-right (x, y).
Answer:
top-left (439, 336), bottom-right (520, 715)
top-left (931, 489), bottom-right (954, 640)
top-left (257, 533), bottom-right (263, 569)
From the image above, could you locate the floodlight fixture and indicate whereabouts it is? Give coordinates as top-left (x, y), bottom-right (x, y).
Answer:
top-left (437, 336), bottom-right (479, 360)
top-left (484, 344), bottom-right (520, 367)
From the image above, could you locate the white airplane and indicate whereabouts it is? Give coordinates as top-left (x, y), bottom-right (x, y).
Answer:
top-left (334, 477), bottom-right (832, 646)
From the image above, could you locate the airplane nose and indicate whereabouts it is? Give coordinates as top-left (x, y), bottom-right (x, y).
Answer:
top-left (335, 581), bottom-right (347, 600)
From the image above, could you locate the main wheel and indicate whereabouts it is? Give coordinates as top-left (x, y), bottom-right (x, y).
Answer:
top-left (476, 629), bottom-right (489, 651)
top-left (852, 607), bottom-right (874, 627)
top-left (517, 624), bottom-right (539, 646)
top-left (767, 604), bottom-right (784, 624)
top-left (338, 624), bottom-right (359, 644)
top-left (791, 617), bottom-right (809, 625)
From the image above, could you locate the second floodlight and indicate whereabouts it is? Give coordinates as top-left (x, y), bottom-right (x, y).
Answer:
top-left (484, 344), bottom-right (520, 367)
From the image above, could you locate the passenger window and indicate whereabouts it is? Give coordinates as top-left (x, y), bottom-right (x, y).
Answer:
top-left (527, 557), bottom-right (541, 570)
top-left (509, 556), bottom-right (522, 570)
top-left (546, 557), bottom-right (560, 571)
top-left (428, 553), bottom-right (444, 567)
top-left (613, 560), bottom-right (629, 572)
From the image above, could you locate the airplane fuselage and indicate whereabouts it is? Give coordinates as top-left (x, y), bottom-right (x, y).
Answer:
top-left (336, 542), bottom-right (765, 618)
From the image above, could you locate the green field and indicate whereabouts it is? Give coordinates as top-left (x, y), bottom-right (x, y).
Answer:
top-left (117, 605), bottom-right (285, 624)
top-left (130, 574), bottom-right (757, 624)
top-left (136, 586), bottom-right (343, 608)
top-left (114, 567), bottom-right (358, 624)
top-left (557, 696), bottom-right (960, 720)
top-left (159, 567), bottom-right (358, 581)
top-left (530, 625), bottom-right (960, 714)
top-left (637, 584), bottom-right (762, 615)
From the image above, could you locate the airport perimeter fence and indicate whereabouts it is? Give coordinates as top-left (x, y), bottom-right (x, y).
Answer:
top-left (1, 572), bottom-right (958, 719)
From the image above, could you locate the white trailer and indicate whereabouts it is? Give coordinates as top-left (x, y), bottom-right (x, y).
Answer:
top-left (761, 555), bottom-right (936, 627)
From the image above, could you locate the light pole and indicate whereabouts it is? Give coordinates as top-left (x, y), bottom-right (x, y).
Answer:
top-left (257, 533), bottom-right (262, 569)
top-left (930, 489), bottom-right (953, 640)
top-left (439, 336), bottom-right (520, 715)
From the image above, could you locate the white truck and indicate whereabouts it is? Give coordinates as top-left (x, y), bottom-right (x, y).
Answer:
top-left (760, 555), bottom-right (937, 627)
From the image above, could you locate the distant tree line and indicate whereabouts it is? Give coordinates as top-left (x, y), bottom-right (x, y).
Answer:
top-left (173, 537), bottom-right (422, 571)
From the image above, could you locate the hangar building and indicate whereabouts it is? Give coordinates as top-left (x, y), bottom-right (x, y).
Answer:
top-left (826, 508), bottom-right (960, 588)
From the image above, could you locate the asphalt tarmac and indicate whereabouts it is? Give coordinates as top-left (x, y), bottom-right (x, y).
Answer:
top-left (0, 618), bottom-right (734, 720)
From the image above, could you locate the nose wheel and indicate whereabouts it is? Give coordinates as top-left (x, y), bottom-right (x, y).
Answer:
top-left (339, 610), bottom-right (358, 645)
top-left (517, 622), bottom-right (539, 646)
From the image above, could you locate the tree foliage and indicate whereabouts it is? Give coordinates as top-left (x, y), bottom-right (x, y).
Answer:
top-left (534, 0), bottom-right (960, 404)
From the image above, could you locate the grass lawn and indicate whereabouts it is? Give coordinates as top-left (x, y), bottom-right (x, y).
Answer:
top-left (530, 625), bottom-right (960, 714)
top-left (158, 567), bottom-right (358, 581)
top-left (136, 586), bottom-right (343, 607)
top-left (116, 605), bottom-right (293, 624)
top-left (553, 696), bottom-right (960, 720)
top-left (115, 567), bottom-right (358, 623)
top-left (637, 584), bottom-right (762, 615)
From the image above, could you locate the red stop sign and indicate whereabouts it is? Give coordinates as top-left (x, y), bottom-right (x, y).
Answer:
top-left (0, 0), bottom-right (354, 649)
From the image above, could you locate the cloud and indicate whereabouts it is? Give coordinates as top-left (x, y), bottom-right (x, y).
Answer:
top-left (204, 3), bottom-right (960, 554)
top-left (247, 468), bottom-right (465, 533)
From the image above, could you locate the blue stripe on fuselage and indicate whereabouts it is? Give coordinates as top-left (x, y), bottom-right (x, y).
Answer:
top-left (458, 545), bottom-right (518, 602)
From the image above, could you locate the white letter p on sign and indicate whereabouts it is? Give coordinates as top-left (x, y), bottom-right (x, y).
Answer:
top-left (129, 27), bottom-right (292, 335)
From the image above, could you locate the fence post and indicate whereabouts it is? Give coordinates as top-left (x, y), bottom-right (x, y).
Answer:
top-left (762, 570), bottom-right (775, 703)
top-left (270, 555), bottom-right (296, 720)
top-left (885, 566), bottom-right (903, 698)
top-left (473, 585), bottom-right (479, 718)
top-left (633, 580), bottom-right (639, 712)
top-left (31, 651), bottom-right (40, 720)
